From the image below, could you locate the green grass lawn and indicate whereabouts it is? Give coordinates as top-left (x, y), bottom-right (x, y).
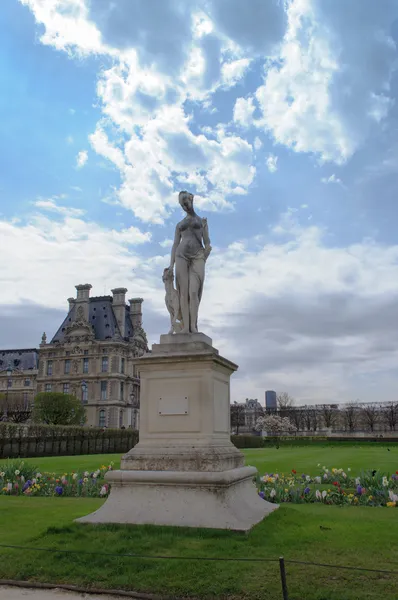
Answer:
top-left (2, 443), bottom-right (397, 476)
top-left (0, 497), bottom-right (397, 600)
top-left (1, 444), bottom-right (397, 599)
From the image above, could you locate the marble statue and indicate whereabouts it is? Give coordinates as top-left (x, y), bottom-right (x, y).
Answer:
top-left (164, 190), bottom-right (212, 334)
top-left (162, 267), bottom-right (183, 334)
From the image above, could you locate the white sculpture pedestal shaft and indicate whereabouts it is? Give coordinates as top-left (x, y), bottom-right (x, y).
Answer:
top-left (78, 334), bottom-right (277, 531)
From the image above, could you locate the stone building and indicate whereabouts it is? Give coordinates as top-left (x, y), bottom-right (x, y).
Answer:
top-left (0, 284), bottom-right (149, 428)
top-left (0, 349), bottom-right (39, 408)
top-left (36, 284), bottom-right (149, 428)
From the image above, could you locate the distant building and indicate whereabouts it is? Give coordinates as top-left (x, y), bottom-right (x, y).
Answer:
top-left (0, 349), bottom-right (39, 408)
top-left (37, 285), bottom-right (148, 429)
top-left (244, 398), bottom-right (263, 430)
top-left (265, 390), bottom-right (277, 411)
top-left (1, 284), bottom-right (149, 429)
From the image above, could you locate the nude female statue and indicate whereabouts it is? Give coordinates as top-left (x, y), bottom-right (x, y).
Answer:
top-left (164, 191), bottom-right (212, 334)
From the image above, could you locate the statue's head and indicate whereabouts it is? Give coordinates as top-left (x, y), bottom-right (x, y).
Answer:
top-left (179, 190), bottom-right (194, 215)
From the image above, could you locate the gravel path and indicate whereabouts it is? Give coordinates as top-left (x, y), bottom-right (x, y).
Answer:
top-left (0, 586), bottom-right (129, 599)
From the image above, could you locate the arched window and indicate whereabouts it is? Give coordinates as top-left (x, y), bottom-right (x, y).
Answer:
top-left (119, 410), bottom-right (124, 428)
top-left (99, 409), bottom-right (106, 427)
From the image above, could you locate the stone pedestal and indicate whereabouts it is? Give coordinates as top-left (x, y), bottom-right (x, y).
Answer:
top-left (77, 334), bottom-right (277, 531)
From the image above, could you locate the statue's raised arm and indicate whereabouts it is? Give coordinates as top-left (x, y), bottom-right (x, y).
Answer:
top-left (163, 191), bottom-right (211, 334)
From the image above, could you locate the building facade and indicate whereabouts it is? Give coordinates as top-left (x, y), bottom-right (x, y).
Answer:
top-left (37, 284), bottom-right (149, 429)
top-left (1, 284), bottom-right (149, 429)
top-left (0, 349), bottom-right (38, 410)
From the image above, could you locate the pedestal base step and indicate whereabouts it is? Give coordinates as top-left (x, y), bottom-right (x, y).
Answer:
top-left (76, 467), bottom-right (278, 532)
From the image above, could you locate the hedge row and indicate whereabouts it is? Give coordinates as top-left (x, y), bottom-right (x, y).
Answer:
top-left (230, 435), bottom-right (398, 448)
top-left (0, 423), bottom-right (139, 458)
top-left (2, 427), bottom-right (397, 458)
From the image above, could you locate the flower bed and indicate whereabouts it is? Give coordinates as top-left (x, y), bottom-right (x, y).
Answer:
top-left (257, 465), bottom-right (398, 507)
top-left (0, 460), bottom-right (112, 498)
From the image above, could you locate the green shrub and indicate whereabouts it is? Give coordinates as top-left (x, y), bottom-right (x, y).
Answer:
top-left (231, 435), bottom-right (264, 448)
top-left (33, 392), bottom-right (86, 425)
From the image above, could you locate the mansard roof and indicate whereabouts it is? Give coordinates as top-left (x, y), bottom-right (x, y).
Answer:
top-left (0, 349), bottom-right (39, 371)
top-left (51, 296), bottom-right (135, 344)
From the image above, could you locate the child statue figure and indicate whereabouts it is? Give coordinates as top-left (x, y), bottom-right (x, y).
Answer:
top-left (163, 190), bottom-right (212, 334)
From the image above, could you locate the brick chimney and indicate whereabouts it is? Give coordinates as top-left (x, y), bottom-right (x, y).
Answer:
top-left (112, 288), bottom-right (128, 337)
top-left (74, 284), bottom-right (92, 322)
top-left (129, 297), bottom-right (143, 329)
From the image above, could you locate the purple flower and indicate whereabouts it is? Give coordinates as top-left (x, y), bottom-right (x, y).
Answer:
top-left (259, 491), bottom-right (265, 499)
top-left (356, 485), bottom-right (362, 494)
top-left (304, 487), bottom-right (311, 494)
top-left (22, 481), bottom-right (31, 492)
top-left (78, 479), bottom-right (83, 485)
top-left (301, 474), bottom-right (306, 479)
top-left (55, 486), bottom-right (63, 496)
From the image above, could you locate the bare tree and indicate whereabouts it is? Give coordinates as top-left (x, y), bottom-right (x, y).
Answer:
top-left (230, 402), bottom-right (246, 435)
top-left (285, 408), bottom-right (303, 432)
top-left (361, 403), bottom-right (379, 432)
top-left (0, 401), bottom-right (32, 423)
top-left (302, 406), bottom-right (318, 431)
top-left (381, 402), bottom-right (398, 431)
top-left (277, 392), bottom-right (294, 410)
top-left (320, 405), bottom-right (337, 429)
top-left (343, 402), bottom-right (359, 432)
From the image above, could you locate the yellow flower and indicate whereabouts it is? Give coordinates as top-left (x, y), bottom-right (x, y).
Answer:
top-left (387, 502), bottom-right (396, 508)
top-left (354, 497), bottom-right (358, 503)
top-left (368, 496), bottom-right (373, 501)
top-left (284, 488), bottom-right (289, 493)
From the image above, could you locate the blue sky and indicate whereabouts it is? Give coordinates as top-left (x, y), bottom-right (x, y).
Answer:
top-left (2, 0), bottom-right (398, 405)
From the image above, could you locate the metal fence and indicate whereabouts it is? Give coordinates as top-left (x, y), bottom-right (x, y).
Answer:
top-left (0, 543), bottom-right (396, 600)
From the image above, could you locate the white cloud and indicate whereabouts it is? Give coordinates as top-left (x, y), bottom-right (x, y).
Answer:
top-left (0, 211), bottom-right (152, 310)
top-left (76, 150), bottom-right (88, 168)
top-left (221, 58), bottom-right (251, 87)
top-left (254, 0), bottom-right (398, 164)
top-left (266, 153), bottom-right (278, 173)
top-left (321, 174), bottom-right (342, 185)
top-left (90, 103), bottom-right (255, 223)
top-left (35, 198), bottom-right (85, 217)
top-left (253, 137), bottom-right (263, 151)
top-left (159, 238), bottom-right (173, 248)
top-left (233, 96), bottom-right (255, 127)
top-left (19, 0), bottom-right (107, 56)
top-left (66, 135), bottom-right (74, 144)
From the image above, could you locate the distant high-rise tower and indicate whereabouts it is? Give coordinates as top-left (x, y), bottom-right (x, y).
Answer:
top-left (265, 390), bottom-right (277, 411)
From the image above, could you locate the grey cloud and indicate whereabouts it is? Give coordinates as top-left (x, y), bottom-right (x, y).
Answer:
top-left (162, 132), bottom-right (209, 168)
top-left (315, 0), bottom-right (398, 146)
top-left (200, 34), bottom-right (222, 90)
top-left (88, 0), bottom-right (193, 73)
top-left (206, 0), bottom-right (287, 55)
top-left (0, 303), bottom-right (66, 349)
top-left (0, 300), bottom-right (169, 352)
top-left (211, 290), bottom-right (398, 379)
